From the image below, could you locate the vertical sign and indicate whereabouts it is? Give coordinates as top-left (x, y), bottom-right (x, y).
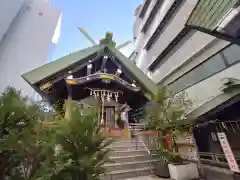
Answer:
top-left (217, 132), bottom-right (240, 173)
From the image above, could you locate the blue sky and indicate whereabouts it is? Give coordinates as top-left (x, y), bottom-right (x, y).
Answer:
top-left (50, 0), bottom-right (142, 60)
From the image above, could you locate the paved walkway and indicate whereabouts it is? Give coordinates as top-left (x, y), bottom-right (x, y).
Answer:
top-left (123, 176), bottom-right (205, 180)
top-left (124, 175), bottom-right (170, 180)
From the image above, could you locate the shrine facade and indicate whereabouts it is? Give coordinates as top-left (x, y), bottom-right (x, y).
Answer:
top-left (22, 32), bottom-right (158, 138)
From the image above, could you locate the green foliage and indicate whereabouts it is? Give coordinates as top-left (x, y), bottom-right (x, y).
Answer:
top-left (50, 103), bottom-right (113, 180)
top-left (0, 87), bottom-right (112, 180)
top-left (145, 87), bottom-right (194, 164)
top-left (0, 87), bottom-right (48, 179)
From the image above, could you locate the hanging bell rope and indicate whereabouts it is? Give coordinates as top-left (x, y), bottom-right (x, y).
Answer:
top-left (86, 88), bottom-right (122, 102)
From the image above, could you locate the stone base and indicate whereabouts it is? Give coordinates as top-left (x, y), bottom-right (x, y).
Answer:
top-left (201, 164), bottom-right (234, 180)
top-left (154, 161), bottom-right (170, 178)
top-left (168, 163), bottom-right (199, 180)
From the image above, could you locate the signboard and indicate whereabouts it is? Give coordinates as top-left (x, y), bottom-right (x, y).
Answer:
top-left (217, 132), bottom-right (240, 173)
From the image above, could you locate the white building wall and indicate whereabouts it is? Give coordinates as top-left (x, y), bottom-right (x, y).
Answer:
top-left (161, 39), bottom-right (230, 86)
top-left (133, 0), bottom-right (240, 116)
top-left (150, 38), bottom-right (233, 112)
top-left (151, 32), bottom-right (217, 83)
top-left (134, 0), bottom-right (176, 46)
top-left (141, 0), bottom-right (158, 30)
top-left (0, 0), bottom-right (61, 100)
top-left (135, 0), bottom-right (198, 70)
top-left (185, 62), bottom-right (240, 110)
top-left (136, 49), bottom-right (147, 71)
top-left (134, 0), bottom-right (177, 70)
top-left (0, 0), bottom-right (25, 43)
top-left (133, 17), bottom-right (141, 40)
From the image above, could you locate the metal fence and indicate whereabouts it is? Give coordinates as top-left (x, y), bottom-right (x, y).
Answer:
top-left (198, 152), bottom-right (240, 167)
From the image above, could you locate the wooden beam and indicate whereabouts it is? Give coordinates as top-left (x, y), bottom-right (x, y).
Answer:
top-left (37, 52), bottom-right (102, 89)
top-left (65, 73), bottom-right (141, 92)
top-left (100, 56), bottom-right (108, 71)
top-left (108, 51), bottom-right (140, 87)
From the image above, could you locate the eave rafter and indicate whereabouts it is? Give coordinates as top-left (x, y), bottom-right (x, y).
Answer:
top-left (37, 52), bottom-right (103, 90)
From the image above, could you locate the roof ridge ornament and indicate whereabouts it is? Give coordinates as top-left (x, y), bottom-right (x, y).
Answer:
top-left (78, 27), bottom-right (131, 49)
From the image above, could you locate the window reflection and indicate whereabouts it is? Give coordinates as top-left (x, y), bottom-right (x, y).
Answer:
top-left (168, 44), bottom-right (240, 93)
top-left (223, 44), bottom-right (240, 65)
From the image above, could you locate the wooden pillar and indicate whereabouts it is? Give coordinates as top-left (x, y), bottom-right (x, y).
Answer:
top-left (115, 106), bottom-right (118, 128)
top-left (100, 96), bottom-right (105, 126)
top-left (65, 84), bottom-right (72, 121)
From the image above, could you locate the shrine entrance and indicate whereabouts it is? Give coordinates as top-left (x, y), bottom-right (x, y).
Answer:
top-left (104, 106), bottom-right (115, 128)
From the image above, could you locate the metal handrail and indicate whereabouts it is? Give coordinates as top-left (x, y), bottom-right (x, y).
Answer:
top-left (198, 152), bottom-right (240, 166)
top-left (128, 124), bottom-right (239, 164)
top-left (130, 127), bottom-right (200, 162)
top-left (129, 125), bottom-right (240, 167)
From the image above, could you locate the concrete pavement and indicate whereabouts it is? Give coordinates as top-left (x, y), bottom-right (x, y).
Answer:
top-left (123, 175), bottom-right (170, 180)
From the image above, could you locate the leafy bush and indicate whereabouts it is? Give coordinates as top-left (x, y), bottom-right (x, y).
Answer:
top-left (0, 87), bottom-right (112, 180)
top-left (145, 87), bottom-right (194, 164)
top-left (50, 103), bottom-right (113, 180)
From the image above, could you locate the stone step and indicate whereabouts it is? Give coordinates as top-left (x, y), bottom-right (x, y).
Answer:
top-left (129, 128), bottom-right (143, 131)
top-left (100, 167), bottom-right (154, 180)
top-left (111, 139), bottom-right (142, 143)
top-left (104, 160), bottom-right (159, 172)
top-left (110, 154), bottom-right (153, 163)
top-left (110, 149), bottom-right (149, 157)
top-left (109, 145), bottom-right (146, 151)
top-left (110, 141), bottom-right (143, 147)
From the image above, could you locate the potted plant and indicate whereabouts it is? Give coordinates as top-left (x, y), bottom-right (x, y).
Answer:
top-left (145, 87), bottom-right (199, 180)
top-left (145, 88), bottom-right (171, 178)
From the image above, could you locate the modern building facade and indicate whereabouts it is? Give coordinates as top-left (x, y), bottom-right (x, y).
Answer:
top-left (0, 0), bottom-right (62, 100)
top-left (133, 0), bottom-right (240, 178)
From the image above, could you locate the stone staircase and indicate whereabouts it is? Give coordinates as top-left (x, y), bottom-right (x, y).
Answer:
top-left (101, 138), bottom-right (159, 180)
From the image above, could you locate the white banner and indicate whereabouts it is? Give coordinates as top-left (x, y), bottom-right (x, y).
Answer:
top-left (217, 132), bottom-right (240, 173)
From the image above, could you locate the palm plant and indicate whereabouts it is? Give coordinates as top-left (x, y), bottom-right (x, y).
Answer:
top-left (50, 103), bottom-right (113, 180)
top-left (145, 87), bottom-right (194, 164)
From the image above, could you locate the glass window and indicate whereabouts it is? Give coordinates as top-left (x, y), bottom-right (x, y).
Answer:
top-left (139, 0), bottom-right (151, 18)
top-left (223, 44), bottom-right (240, 65)
top-left (142, 0), bottom-right (164, 33)
top-left (169, 54), bottom-right (226, 93)
top-left (145, 0), bottom-right (185, 50)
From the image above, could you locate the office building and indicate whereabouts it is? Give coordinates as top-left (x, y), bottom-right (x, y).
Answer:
top-left (0, 0), bottom-right (62, 100)
top-left (133, 0), bottom-right (240, 178)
